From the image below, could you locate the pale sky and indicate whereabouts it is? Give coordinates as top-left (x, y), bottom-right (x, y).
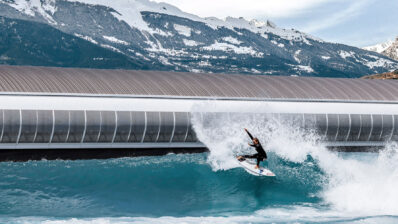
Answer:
top-left (153, 0), bottom-right (398, 47)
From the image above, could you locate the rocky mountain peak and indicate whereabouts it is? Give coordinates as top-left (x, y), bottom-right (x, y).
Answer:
top-left (383, 38), bottom-right (398, 61)
top-left (364, 36), bottom-right (398, 61)
top-left (248, 19), bottom-right (276, 29)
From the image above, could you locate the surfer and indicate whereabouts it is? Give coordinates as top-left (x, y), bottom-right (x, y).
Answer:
top-left (237, 128), bottom-right (267, 169)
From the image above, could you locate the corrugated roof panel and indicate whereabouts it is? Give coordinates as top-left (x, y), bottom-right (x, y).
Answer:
top-left (160, 71), bottom-right (197, 96)
top-left (332, 78), bottom-right (367, 100)
top-left (250, 76), bottom-right (288, 99)
top-left (231, 75), bottom-right (271, 98)
top-left (303, 77), bottom-right (336, 100)
top-left (320, 78), bottom-right (351, 100)
top-left (177, 72), bottom-right (214, 96)
top-left (374, 79), bottom-right (398, 99)
top-left (289, 77), bottom-right (323, 100)
top-left (265, 76), bottom-right (298, 99)
top-left (114, 70), bottom-right (151, 95)
top-left (277, 77), bottom-right (312, 99)
top-left (368, 79), bottom-right (396, 100)
top-left (185, 72), bottom-right (226, 96)
top-left (207, 74), bottom-right (244, 97)
top-left (350, 78), bottom-right (386, 101)
top-left (0, 65), bottom-right (398, 102)
top-left (146, 71), bottom-right (182, 96)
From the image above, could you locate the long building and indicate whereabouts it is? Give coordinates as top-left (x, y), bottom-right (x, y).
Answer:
top-left (0, 65), bottom-right (398, 157)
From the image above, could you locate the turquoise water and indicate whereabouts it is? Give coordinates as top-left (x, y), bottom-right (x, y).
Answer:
top-left (0, 153), bottom-right (321, 217)
top-left (1, 151), bottom-right (398, 223)
top-left (2, 114), bottom-right (398, 223)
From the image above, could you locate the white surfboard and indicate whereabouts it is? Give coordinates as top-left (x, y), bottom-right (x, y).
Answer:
top-left (237, 158), bottom-right (276, 177)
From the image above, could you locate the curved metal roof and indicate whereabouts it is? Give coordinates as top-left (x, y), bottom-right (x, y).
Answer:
top-left (0, 65), bottom-right (398, 102)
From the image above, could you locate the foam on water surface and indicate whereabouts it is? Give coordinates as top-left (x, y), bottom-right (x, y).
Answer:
top-left (1, 110), bottom-right (398, 223)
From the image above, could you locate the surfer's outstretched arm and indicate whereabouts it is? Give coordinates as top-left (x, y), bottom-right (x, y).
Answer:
top-left (244, 128), bottom-right (254, 140)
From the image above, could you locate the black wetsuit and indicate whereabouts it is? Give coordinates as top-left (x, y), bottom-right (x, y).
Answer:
top-left (242, 131), bottom-right (267, 166)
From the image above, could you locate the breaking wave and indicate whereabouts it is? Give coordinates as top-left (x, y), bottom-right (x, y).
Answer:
top-left (192, 111), bottom-right (398, 216)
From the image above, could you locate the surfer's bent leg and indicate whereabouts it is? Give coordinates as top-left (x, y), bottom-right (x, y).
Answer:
top-left (242, 153), bottom-right (258, 159)
top-left (256, 155), bottom-right (266, 166)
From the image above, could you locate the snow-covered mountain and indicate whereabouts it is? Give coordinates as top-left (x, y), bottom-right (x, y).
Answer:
top-left (0, 16), bottom-right (145, 69)
top-left (364, 37), bottom-right (398, 61)
top-left (0, 0), bottom-right (397, 77)
top-left (364, 40), bottom-right (394, 53)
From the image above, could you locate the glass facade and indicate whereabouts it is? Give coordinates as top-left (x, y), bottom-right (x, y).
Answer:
top-left (2, 110), bottom-right (20, 143)
top-left (114, 111), bottom-right (131, 143)
top-left (143, 112), bottom-right (160, 142)
top-left (83, 111), bottom-right (101, 143)
top-left (326, 114), bottom-right (338, 141)
top-left (157, 112), bottom-right (174, 142)
top-left (315, 114), bottom-right (327, 137)
top-left (185, 115), bottom-right (197, 142)
top-left (67, 111), bottom-right (85, 143)
top-left (381, 115), bottom-right (393, 141)
top-left (19, 110), bottom-right (37, 143)
top-left (0, 110), bottom-right (396, 145)
top-left (336, 114), bottom-right (350, 141)
top-left (52, 111), bottom-right (69, 143)
top-left (369, 115), bottom-right (383, 141)
top-left (391, 115), bottom-right (398, 142)
top-left (130, 112), bottom-right (146, 142)
top-left (172, 112), bottom-right (189, 142)
top-left (347, 114), bottom-right (361, 141)
top-left (98, 111), bottom-right (116, 143)
top-left (35, 110), bottom-right (53, 143)
top-left (358, 115), bottom-right (372, 141)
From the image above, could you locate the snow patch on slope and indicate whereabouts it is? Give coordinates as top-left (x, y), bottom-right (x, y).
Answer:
top-left (100, 44), bottom-right (123, 54)
top-left (202, 41), bottom-right (262, 57)
top-left (103, 36), bottom-right (129, 45)
top-left (296, 65), bottom-right (314, 73)
top-left (42, 0), bottom-right (56, 14)
top-left (145, 39), bottom-right (188, 57)
top-left (174, 24), bottom-right (191, 37)
top-left (222, 36), bottom-right (242, 45)
top-left (5, 0), bottom-right (57, 24)
top-left (322, 56), bottom-right (331, 60)
top-left (364, 57), bottom-right (396, 69)
top-left (183, 39), bottom-right (200, 47)
top-left (198, 60), bottom-right (211, 67)
top-left (294, 50), bottom-right (301, 63)
top-left (74, 33), bottom-right (98, 44)
top-left (271, 40), bottom-right (285, 48)
top-left (339, 50), bottom-right (355, 59)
